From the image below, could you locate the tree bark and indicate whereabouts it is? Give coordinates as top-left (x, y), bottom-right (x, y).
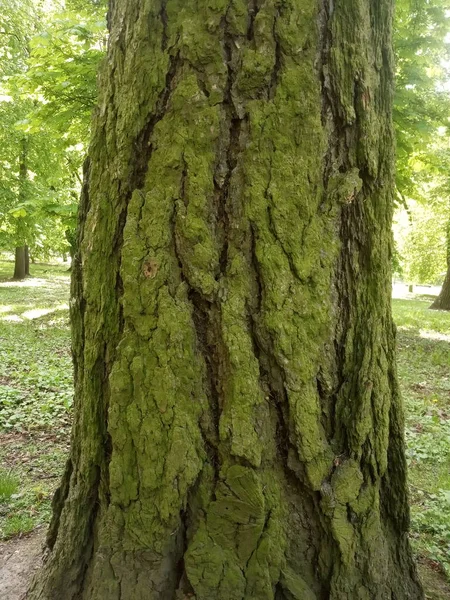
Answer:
top-left (13, 246), bottom-right (26, 280)
top-left (430, 269), bottom-right (450, 310)
top-left (28, 1), bottom-right (422, 599)
top-left (24, 245), bottom-right (30, 277)
top-left (13, 138), bottom-right (29, 280)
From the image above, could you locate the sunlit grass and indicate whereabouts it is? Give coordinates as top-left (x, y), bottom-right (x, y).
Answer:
top-left (0, 259), bottom-right (70, 324)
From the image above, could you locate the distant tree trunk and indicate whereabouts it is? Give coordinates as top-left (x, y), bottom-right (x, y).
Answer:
top-left (430, 220), bottom-right (450, 310)
top-left (13, 246), bottom-right (26, 280)
top-left (24, 245), bottom-right (30, 276)
top-left (28, 1), bottom-right (423, 599)
top-left (430, 269), bottom-right (450, 310)
top-left (13, 138), bottom-right (29, 280)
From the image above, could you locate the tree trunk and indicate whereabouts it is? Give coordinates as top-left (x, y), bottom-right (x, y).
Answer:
top-left (430, 269), bottom-right (450, 310)
top-left (13, 246), bottom-right (26, 280)
top-left (430, 220), bottom-right (450, 310)
top-left (13, 138), bottom-right (29, 280)
top-left (24, 245), bottom-right (30, 277)
top-left (28, 1), bottom-right (422, 599)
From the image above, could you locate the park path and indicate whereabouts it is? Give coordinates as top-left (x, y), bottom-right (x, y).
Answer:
top-left (0, 529), bottom-right (44, 600)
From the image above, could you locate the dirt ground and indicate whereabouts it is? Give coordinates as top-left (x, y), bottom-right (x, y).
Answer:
top-left (0, 529), bottom-right (45, 600)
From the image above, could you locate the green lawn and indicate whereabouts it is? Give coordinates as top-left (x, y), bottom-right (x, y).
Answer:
top-left (393, 296), bottom-right (450, 597)
top-left (0, 261), bottom-right (449, 596)
top-left (0, 260), bottom-right (71, 539)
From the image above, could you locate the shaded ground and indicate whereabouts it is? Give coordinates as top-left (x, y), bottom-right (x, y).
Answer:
top-left (418, 561), bottom-right (450, 600)
top-left (0, 262), bottom-right (449, 597)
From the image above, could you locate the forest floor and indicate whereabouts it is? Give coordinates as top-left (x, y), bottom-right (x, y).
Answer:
top-left (0, 261), bottom-right (449, 598)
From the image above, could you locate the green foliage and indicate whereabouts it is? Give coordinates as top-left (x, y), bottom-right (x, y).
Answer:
top-left (0, 0), bottom-right (106, 262)
top-left (393, 1), bottom-right (450, 283)
top-left (394, 0), bottom-right (450, 201)
top-left (395, 202), bottom-right (449, 284)
top-left (19, 3), bottom-right (106, 144)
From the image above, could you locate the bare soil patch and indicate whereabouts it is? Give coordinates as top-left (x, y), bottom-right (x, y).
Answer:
top-left (0, 529), bottom-right (45, 600)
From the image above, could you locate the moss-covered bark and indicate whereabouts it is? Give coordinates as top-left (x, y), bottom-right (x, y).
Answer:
top-left (28, 1), bottom-right (423, 599)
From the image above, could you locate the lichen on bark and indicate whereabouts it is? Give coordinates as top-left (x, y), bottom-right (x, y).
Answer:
top-left (28, 1), bottom-right (423, 599)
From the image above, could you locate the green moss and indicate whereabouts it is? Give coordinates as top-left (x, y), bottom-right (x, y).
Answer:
top-left (186, 466), bottom-right (286, 599)
top-left (280, 566), bottom-right (317, 600)
top-left (331, 459), bottom-right (364, 504)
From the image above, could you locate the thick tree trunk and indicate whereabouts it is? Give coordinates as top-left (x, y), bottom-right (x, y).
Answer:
top-left (13, 246), bottom-right (26, 280)
top-left (28, 1), bottom-right (422, 599)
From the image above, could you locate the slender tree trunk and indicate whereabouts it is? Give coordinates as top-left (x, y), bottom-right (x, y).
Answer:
top-left (28, 1), bottom-right (422, 599)
top-left (430, 219), bottom-right (450, 310)
top-left (13, 138), bottom-right (29, 280)
top-left (24, 245), bottom-right (30, 277)
top-left (13, 246), bottom-right (26, 280)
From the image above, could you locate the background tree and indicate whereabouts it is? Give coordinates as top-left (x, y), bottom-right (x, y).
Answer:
top-left (393, 0), bottom-right (450, 303)
top-left (0, 0), bottom-right (106, 277)
top-left (394, 0), bottom-right (450, 203)
top-left (28, 1), bottom-right (423, 599)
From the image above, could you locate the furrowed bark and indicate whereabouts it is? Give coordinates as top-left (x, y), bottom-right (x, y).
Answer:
top-left (28, 1), bottom-right (423, 599)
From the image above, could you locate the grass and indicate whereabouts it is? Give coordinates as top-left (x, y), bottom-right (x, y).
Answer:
top-left (0, 470), bottom-right (18, 500)
top-left (393, 295), bottom-right (450, 596)
top-left (0, 259), bottom-right (71, 539)
top-left (0, 260), bottom-right (72, 431)
top-left (0, 259), bottom-right (449, 595)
